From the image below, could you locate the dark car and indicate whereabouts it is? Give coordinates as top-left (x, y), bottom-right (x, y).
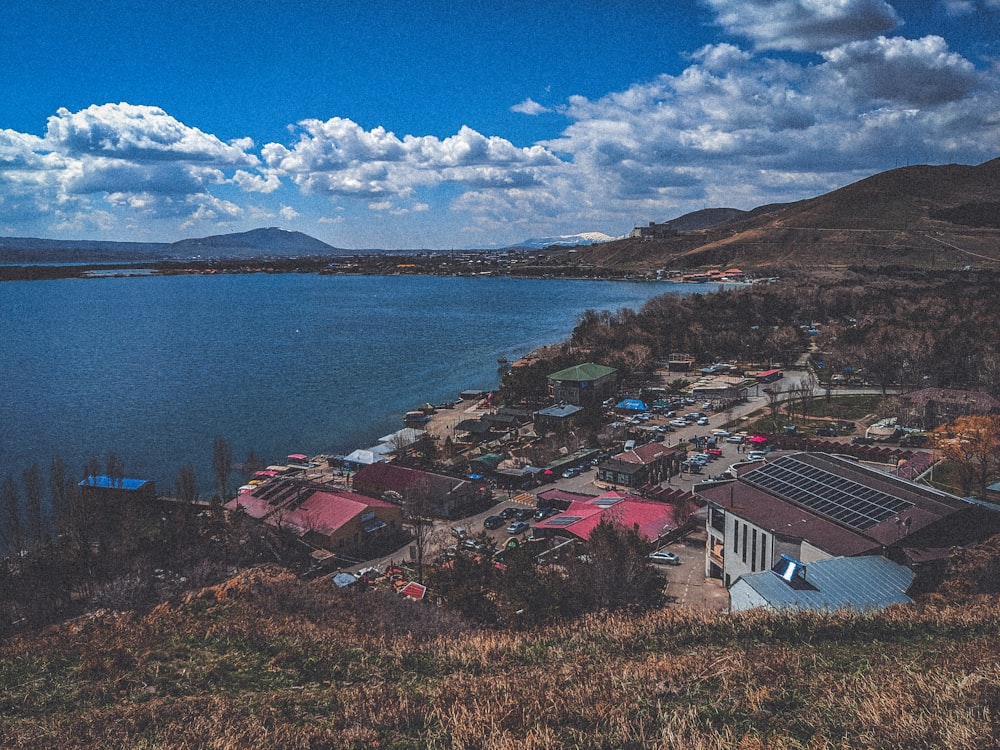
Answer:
top-left (534, 506), bottom-right (559, 521)
top-left (499, 506), bottom-right (519, 520)
top-left (816, 426), bottom-right (838, 437)
top-left (483, 514), bottom-right (504, 530)
top-left (514, 507), bottom-right (534, 521)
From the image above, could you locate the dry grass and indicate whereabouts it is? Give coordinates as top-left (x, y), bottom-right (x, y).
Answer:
top-left (1, 565), bottom-right (999, 748)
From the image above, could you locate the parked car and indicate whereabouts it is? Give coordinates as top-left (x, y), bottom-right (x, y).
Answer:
top-left (506, 520), bottom-right (530, 535)
top-left (747, 451), bottom-right (768, 461)
top-left (514, 507), bottom-right (535, 521)
top-left (816, 426), bottom-right (838, 437)
top-left (712, 429), bottom-right (730, 437)
top-left (669, 419), bottom-right (689, 428)
top-left (534, 506), bottom-right (559, 521)
top-left (562, 467), bottom-right (581, 478)
top-left (648, 550), bottom-right (681, 565)
top-left (725, 435), bottom-right (744, 443)
top-left (697, 417), bottom-right (710, 425)
top-left (483, 514), bottom-right (504, 530)
top-left (851, 436), bottom-right (874, 445)
top-left (500, 507), bottom-right (519, 520)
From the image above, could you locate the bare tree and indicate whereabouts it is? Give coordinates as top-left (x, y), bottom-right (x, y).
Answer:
top-left (21, 463), bottom-right (45, 549)
top-left (105, 451), bottom-right (125, 487)
top-left (48, 456), bottom-right (68, 538)
top-left (764, 385), bottom-right (785, 420)
top-left (399, 479), bottom-right (436, 584)
top-left (175, 464), bottom-right (198, 504)
top-left (3, 474), bottom-right (22, 556)
top-left (212, 436), bottom-right (233, 502)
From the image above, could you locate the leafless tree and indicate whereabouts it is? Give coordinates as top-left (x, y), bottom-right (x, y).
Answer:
top-left (48, 456), bottom-right (69, 538)
top-left (212, 436), bottom-right (233, 502)
top-left (175, 464), bottom-right (198, 504)
top-left (21, 463), bottom-right (45, 549)
top-left (2, 474), bottom-right (22, 556)
top-left (399, 479), bottom-right (436, 584)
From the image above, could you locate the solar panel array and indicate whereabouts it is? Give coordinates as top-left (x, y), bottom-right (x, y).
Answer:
top-left (743, 456), bottom-right (913, 531)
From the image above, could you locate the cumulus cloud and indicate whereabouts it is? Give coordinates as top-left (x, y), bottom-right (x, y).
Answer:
top-left (540, 36), bottom-right (999, 226)
top-left (511, 98), bottom-right (550, 115)
top-left (823, 35), bottom-right (979, 105)
top-left (262, 118), bottom-right (563, 201)
top-left (0, 103), bottom-right (272, 229)
top-left (279, 204), bottom-right (300, 220)
top-left (45, 103), bottom-right (256, 165)
top-left (703, 0), bottom-right (900, 51)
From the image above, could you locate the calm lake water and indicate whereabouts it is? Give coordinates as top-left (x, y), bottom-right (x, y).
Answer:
top-left (1, 273), bottom-right (719, 496)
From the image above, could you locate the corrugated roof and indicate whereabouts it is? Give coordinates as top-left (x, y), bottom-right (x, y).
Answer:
top-left (734, 555), bottom-right (914, 611)
top-left (547, 362), bottom-right (617, 382)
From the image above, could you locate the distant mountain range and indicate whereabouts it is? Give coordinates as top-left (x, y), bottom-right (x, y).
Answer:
top-left (509, 232), bottom-right (618, 250)
top-left (3, 158), bottom-right (998, 270)
top-left (0, 227), bottom-right (345, 264)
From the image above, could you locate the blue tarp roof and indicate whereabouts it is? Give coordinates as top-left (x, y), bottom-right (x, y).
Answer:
top-left (79, 475), bottom-right (151, 491)
top-left (616, 399), bottom-right (649, 411)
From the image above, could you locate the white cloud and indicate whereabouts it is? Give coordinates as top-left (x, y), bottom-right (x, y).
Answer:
top-left (262, 118), bottom-right (562, 201)
top-left (823, 35), bottom-right (979, 105)
top-left (45, 103), bottom-right (257, 165)
top-left (510, 98), bottom-right (550, 115)
top-left (703, 0), bottom-right (900, 51)
top-left (279, 204), bottom-right (300, 220)
top-left (539, 36), bottom-right (999, 227)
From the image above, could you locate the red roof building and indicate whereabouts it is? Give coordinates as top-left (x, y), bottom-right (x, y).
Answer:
top-left (533, 490), bottom-right (681, 544)
top-left (227, 479), bottom-right (402, 556)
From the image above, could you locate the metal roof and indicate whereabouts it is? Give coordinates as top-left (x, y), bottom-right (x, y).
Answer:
top-left (733, 555), bottom-right (915, 611)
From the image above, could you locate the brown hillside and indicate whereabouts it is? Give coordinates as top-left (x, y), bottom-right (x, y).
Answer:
top-left (575, 158), bottom-right (1000, 272)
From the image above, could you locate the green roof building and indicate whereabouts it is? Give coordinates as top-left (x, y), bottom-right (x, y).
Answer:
top-left (547, 362), bottom-right (618, 406)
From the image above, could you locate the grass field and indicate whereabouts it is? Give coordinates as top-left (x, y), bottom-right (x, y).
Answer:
top-left (2, 564), bottom-right (999, 749)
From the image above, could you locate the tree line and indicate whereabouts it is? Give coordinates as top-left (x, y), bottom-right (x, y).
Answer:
top-left (0, 437), bottom-right (294, 636)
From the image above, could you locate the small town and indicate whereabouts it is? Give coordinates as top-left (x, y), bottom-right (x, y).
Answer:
top-left (70, 345), bottom-right (1000, 617)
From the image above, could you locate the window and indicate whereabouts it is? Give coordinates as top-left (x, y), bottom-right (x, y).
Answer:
top-left (751, 529), bottom-right (758, 572)
top-left (711, 507), bottom-right (725, 532)
top-left (742, 524), bottom-right (748, 563)
top-left (733, 521), bottom-right (740, 553)
top-left (760, 533), bottom-right (768, 570)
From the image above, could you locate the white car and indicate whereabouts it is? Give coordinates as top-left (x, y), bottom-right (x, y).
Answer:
top-left (697, 417), bottom-right (710, 425)
top-left (712, 429), bottom-right (730, 437)
top-left (648, 550), bottom-right (681, 565)
top-left (669, 419), bottom-right (689, 428)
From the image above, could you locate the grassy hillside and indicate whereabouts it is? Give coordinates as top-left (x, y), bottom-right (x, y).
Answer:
top-left (573, 158), bottom-right (1000, 272)
top-left (2, 562), bottom-right (999, 749)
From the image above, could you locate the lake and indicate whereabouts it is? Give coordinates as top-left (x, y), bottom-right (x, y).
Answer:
top-left (0, 273), bottom-right (719, 496)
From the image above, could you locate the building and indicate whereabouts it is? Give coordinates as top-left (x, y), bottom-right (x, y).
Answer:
top-left (689, 374), bottom-right (750, 403)
top-left (546, 362), bottom-right (618, 406)
top-left (533, 490), bottom-right (682, 545)
top-left (78, 474), bottom-right (159, 546)
top-left (351, 463), bottom-right (490, 519)
top-left (226, 479), bottom-right (402, 557)
top-left (729, 554), bottom-right (915, 612)
top-left (534, 403), bottom-right (584, 431)
top-left (897, 388), bottom-right (1000, 430)
top-left (699, 452), bottom-right (999, 588)
top-left (597, 442), bottom-right (682, 488)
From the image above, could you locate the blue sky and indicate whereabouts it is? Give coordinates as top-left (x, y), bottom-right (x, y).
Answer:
top-left (1, 0), bottom-right (998, 249)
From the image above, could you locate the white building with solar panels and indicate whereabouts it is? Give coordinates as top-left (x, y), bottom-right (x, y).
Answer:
top-left (699, 452), bottom-right (1000, 590)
